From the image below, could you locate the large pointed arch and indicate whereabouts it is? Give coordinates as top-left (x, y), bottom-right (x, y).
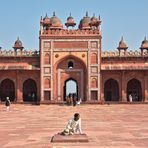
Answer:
top-left (54, 54), bottom-right (87, 101)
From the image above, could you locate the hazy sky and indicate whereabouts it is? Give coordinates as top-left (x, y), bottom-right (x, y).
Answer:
top-left (0, 0), bottom-right (147, 51)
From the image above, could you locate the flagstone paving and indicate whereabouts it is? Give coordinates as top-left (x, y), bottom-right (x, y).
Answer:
top-left (0, 104), bottom-right (148, 148)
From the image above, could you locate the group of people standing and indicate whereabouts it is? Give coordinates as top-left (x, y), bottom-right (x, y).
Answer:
top-left (66, 93), bottom-right (82, 106)
top-left (128, 93), bottom-right (140, 102)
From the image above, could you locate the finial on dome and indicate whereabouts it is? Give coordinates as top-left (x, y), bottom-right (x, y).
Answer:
top-left (86, 11), bottom-right (88, 17)
top-left (53, 11), bottom-right (55, 16)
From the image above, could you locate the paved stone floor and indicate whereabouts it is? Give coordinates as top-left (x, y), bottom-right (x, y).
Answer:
top-left (0, 104), bottom-right (148, 148)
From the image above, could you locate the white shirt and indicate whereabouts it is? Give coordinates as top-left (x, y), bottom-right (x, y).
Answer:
top-left (66, 118), bottom-right (82, 134)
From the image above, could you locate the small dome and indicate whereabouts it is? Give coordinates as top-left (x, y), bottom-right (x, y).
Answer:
top-left (65, 13), bottom-right (76, 27)
top-left (117, 37), bottom-right (128, 50)
top-left (140, 37), bottom-right (148, 49)
top-left (79, 12), bottom-right (91, 29)
top-left (13, 37), bottom-right (24, 49)
top-left (43, 14), bottom-right (50, 25)
top-left (90, 14), bottom-right (101, 28)
top-left (50, 12), bottom-right (63, 29)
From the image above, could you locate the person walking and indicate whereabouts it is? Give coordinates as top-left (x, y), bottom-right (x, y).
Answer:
top-left (5, 97), bottom-right (11, 111)
top-left (129, 94), bottom-right (133, 102)
top-left (72, 93), bottom-right (77, 106)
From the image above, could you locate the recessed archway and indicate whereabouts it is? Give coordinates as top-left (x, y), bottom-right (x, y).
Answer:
top-left (54, 55), bottom-right (87, 101)
top-left (127, 78), bottom-right (142, 102)
top-left (0, 79), bottom-right (15, 102)
top-left (104, 78), bottom-right (119, 101)
top-left (63, 78), bottom-right (78, 101)
top-left (23, 79), bottom-right (37, 102)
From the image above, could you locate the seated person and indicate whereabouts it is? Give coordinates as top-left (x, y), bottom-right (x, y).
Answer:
top-left (60, 113), bottom-right (82, 136)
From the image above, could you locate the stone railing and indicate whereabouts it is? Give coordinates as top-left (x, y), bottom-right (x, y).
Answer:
top-left (102, 50), bottom-right (148, 57)
top-left (42, 29), bottom-right (100, 35)
top-left (0, 50), bottom-right (40, 57)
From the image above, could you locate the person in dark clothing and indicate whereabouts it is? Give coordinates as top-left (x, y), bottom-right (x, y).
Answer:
top-left (5, 97), bottom-right (11, 111)
top-left (73, 93), bottom-right (77, 106)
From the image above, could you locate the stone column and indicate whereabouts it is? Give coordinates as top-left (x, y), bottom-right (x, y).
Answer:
top-left (100, 75), bottom-right (105, 103)
top-left (144, 74), bottom-right (148, 102)
top-left (40, 40), bottom-right (44, 102)
top-left (121, 71), bottom-right (127, 102)
top-left (87, 46), bottom-right (91, 101)
top-left (16, 71), bottom-right (23, 102)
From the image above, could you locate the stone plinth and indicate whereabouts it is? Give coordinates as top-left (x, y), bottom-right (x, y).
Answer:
top-left (51, 134), bottom-right (89, 143)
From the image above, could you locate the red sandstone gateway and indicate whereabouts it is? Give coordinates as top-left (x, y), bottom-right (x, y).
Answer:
top-left (0, 12), bottom-right (148, 103)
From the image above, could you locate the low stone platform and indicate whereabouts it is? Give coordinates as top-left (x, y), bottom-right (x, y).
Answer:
top-left (51, 134), bottom-right (89, 143)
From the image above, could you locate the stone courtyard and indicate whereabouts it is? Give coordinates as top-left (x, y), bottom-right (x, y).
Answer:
top-left (0, 104), bottom-right (148, 148)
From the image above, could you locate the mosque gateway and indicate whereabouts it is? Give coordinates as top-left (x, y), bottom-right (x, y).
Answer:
top-left (0, 12), bottom-right (148, 103)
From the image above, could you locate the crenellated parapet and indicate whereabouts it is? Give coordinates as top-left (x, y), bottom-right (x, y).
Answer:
top-left (102, 50), bottom-right (148, 58)
top-left (0, 49), bottom-right (39, 57)
top-left (41, 28), bottom-right (101, 36)
top-left (102, 37), bottom-right (148, 58)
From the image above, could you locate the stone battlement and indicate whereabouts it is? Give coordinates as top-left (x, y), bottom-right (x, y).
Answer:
top-left (0, 50), bottom-right (39, 57)
top-left (41, 29), bottom-right (101, 36)
top-left (102, 50), bottom-right (148, 57)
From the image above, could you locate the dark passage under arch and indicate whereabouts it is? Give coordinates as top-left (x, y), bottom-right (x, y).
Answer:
top-left (23, 79), bottom-right (37, 102)
top-left (63, 78), bottom-right (78, 101)
top-left (104, 79), bottom-right (119, 101)
top-left (127, 78), bottom-right (142, 101)
top-left (0, 79), bottom-right (15, 102)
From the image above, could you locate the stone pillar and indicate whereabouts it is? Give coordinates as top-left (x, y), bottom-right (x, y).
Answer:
top-left (144, 74), bottom-right (148, 102)
top-left (16, 71), bottom-right (23, 102)
top-left (14, 49), bottom-right (17, 56)
top-left (100, 75), bottom-right (105, 103)
top-left (40, 40), bottom-right (44, 102)
top-left (98, 72), bottom-right (101, 102)
top-left (141, 49), bottom-right (144, 56)
top-left (87, 46), bottom-right (91, 101)
top-left (121, 71), bottom-right (127, 102)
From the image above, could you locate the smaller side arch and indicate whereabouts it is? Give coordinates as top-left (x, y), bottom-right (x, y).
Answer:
top-left (104, 78), bottom-right (119, 101)
top-left (126, 78), bottom-right (142, 102)
top-left (44, 78), bottom-right (50, 88)
top-left (44, 53), bottom-right (50, 64)
top-left (23, 78), bottom-right (37, 102)
top-left (91, 53), bottom-right (98, 64)
top-left (0, 78), bottom-right (15, 101)
top-left (91, 78), bottom-right (97, 88)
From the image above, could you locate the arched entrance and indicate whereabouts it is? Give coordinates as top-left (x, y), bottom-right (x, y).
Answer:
top-left (54, 55), bottom-right (87, 101)
top-left (104, 79), bottom-right (119, 101)
top-left (63, 78), bottom-right (78, 101)
top-left (127, 79), bottom-right (142, 101)
top-left (0, 79), bottom-right (15, 101)
top-left (23, 79), bottom-right (37, 102)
